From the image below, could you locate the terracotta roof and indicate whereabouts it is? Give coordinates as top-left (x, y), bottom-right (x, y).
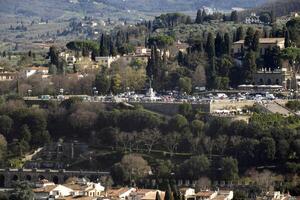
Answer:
top-left (56, 196), bottom-right (97, 200)
top-left (212, 195), bottom-right (227, 200)
top-left (196, 191), bottom-right (215, 197)
top-left (234, 38), bottom-right (285, 44)
top-left (63, 184), bottom-right (89, 191)
top-left (106, 187), bottom-right (132, 197)
top-left (179, 188), bottom-right (191, 193)
top-left (135, 189), bottom-right (156, 195)
top-left (33, 185), bottom-right (57, 193)
top-left (141, 191), bottom-right (165, 200)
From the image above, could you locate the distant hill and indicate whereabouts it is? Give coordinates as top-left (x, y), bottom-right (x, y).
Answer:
top-left (0, 0), bottom-right (270, 20)
top-left (241, 0), bottom-right (300, 18)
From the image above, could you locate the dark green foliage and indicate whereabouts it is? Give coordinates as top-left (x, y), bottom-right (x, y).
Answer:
top-left (179, 155), bottom-right (210, 178)
top-left (286, 17), bottom-right (300, 47)
top-left (178, 103), bottom-right (192, 118)
top-left (220, 157), bottom-right (239, 181)
top-left (230, 11), bottom-right (238, 23)
top-left (95, 68), bottom-right (111, 95)
top-left (0, 115), bottom-right (13, 136)
top-left (66, 40), bottom-right (99, 53)
top-left (286, 101), bottom-right (300, 111)
top-left (259, 137), bottom-right (276, 162)
top-left (153, 13), bottom-right (191, 30)
top-left (9, 181), bottom-right (34, 200)
top-left (206, 33), bottom-right (215, 59)
top-left (148, 35), bottom-right (174, 49)
top-left (236, 27), bottom-right (244, 42)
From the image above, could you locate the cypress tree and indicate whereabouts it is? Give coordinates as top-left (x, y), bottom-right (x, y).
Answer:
top-left (195, 9), bottom-right (203, 24)
top-left (156, 192), bottom-right (161, 200)
top-left (100, 34), bottom-right (109, 56)
top-left (284, 29), bottom-right (291, 48)
top-left (164, 184), bottom-right (174, 200)
top-left (236, 26), bottom-right (244, 41)
top-left (252, 31), bottom-right (260, 52)
top-left (206, 33), bottom-right (215, 59)
top-left (223, 33), bottom-right (231, 55)
top-left (215, 32), bottom-right (223, 57)
top-left (244, 27), bottom-right (255, 51)
top-left (230, 11), bottom-right (238, 23)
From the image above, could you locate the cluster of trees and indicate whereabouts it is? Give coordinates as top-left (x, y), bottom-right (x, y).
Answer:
top-left (0, 97), bottom-right (51, 167)
top-left (0, 181), bottom-right (34, 200)
top-left (0, 95), bottom-right (300, 193)
top-left (153, 13), bottom-right (192, 30)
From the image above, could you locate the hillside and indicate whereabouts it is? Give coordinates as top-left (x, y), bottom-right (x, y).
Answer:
top-left (242, 0), bottom-right (300, 18)
top-left (0, 0), bottom-right (270, 20)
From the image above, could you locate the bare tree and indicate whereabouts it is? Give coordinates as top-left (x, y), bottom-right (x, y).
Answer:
top-left (164, 132), bottom-right (180, 156)
top-left (249, 169), bottom-right (276, 192)
top-left (116, 132), bottom-right (137, 152)
top-left (141, 129), bottom-right (161, 153)
top-left (195, 177), bottom-right (211, 192)
top-left (120, 154), bottom-right (151, 183)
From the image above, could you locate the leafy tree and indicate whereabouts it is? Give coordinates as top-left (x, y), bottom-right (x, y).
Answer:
top-left (178, 103), bottom-right (192, 118)
top-left (259, 12), bottom-right (271, 24)
top-left (0, 115), bottom-right (13, 136)
top-left (9, 181), bottom-right (34, 200)
top-left (95, 68), bottom-right (111, 94)
top-left (264, 46), bottom-right (282, 71)
top-left (111, 163), bottom-right (128, 185)
top-left (191, 120), bottom-right (204, 138)
top-left (220, 157), bottom-right (239, 181)
top-left (292, 139), bottom-right (300, 158)
top-left (148, 35), bottom-right (174, 49)
top-left (111, 74), bottom-right (122, 94)
top-left (96, 127), bottom-right (118, 146)
top-left (156, 160), bottom-right (173, 178)
top-left (179, 155), bottom-right (210, 178)
top-left (286, 17), bottom-right (300, 47)
top-left (276, 139), bottom-right (289, 161)
top-left (178, 77), bottom-right (192, 94)
top-left (259, 137), bottom-right (276, 162)
top-left (20, 124), bottom-right (31, 143)
top-left (0, 134), bottom-right (7, 163)
top-left (168, 114), bottom-right (188, 131)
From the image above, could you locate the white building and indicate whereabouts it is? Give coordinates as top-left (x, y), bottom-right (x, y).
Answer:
top-left (106, 187), bottom-right (136, 200)
top-left (195, 190), bottom-right (233, 200)
top-left (22, 66), bottom-right (49, 78)
top-left (180, 188), bottom-right (196, 200)
top-left (33, 184), bottom-right (74, 200)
